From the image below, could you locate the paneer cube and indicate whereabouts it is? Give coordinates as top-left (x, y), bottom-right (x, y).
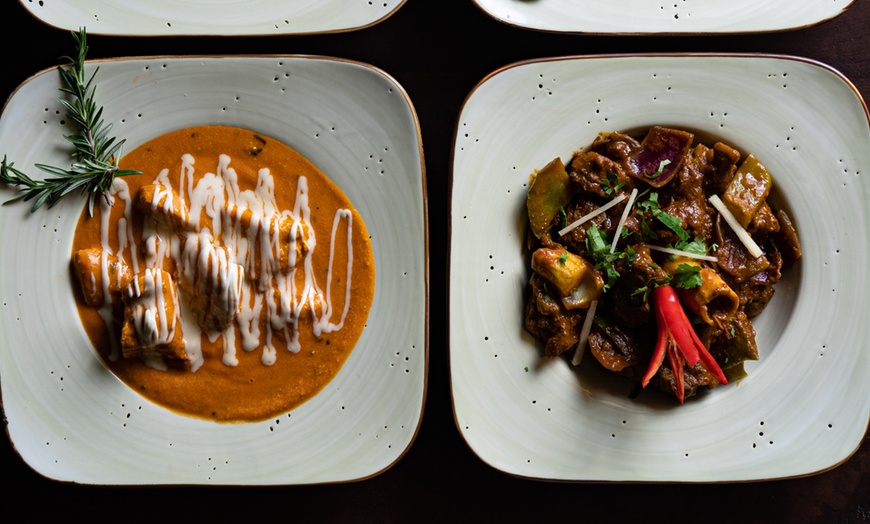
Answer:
top-left (120, 268), bottom-right (187, 364)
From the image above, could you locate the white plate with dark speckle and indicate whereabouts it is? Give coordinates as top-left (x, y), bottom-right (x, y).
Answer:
top-left (472, 0), bottom-right (856, 34)
top-left (0, 55), bottom-right (427, 485)
top-left (18, 0), bottom-right (406, 35)
top-left (449, 54), bottom-right (870, 482)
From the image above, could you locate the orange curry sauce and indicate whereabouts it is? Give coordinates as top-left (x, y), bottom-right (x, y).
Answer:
top-left (71, 126), bottom-right (375, 422)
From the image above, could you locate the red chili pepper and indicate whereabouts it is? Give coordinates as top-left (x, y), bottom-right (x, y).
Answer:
top-left (666, 338), bottom-right (685, 404)
top-left (640, 304), bottom-right (668, 387)
top-left (641, 285), bottom-right (728, 401)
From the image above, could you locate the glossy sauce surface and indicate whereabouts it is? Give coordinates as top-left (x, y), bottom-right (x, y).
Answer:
top-left (72, 126), bottom-right (375, 422)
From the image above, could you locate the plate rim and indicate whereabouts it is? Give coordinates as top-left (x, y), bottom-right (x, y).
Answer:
top-left (470, 0), bottom-right (858, 35)
top-left (17, 0), bottom-right (409, 36)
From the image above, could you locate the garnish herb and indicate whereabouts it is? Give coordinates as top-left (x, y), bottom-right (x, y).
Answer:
top-left (641, 219), bottom-right (658, 239)
top-left (638, 192), bottom-right (687, 234)
top-left (601, 172), bottom-right (625, 195)
top-left (655, 212), bottom-right (690, 242)
top-left (673, 237), bottom-right (707, 256)
top-left (638, 192), bottom-right (715, 256)
top-left (643, 159), bottom-right (671, 179)
top-left (0, 29), bottom-right (140, 215)
top-left (585, 224), bottom-right (625, 290)
top-left (671, 263), bottom-right (702, 289)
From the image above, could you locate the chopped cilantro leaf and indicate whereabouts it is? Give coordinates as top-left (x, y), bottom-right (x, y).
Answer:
top-left (585, 224), bottom-right (625, 291)
top-left (641, 220), bottom-right (658, 239)
top-left (586, 224), bottom-right (610, 258)
top-left (638, 192), bottom-right (692, 243)
top-left (643, 159), bottom-right (672, 179)
top-left (674, 237), bottom-right (708, 256)
top-left (638, 192), bottom-right (660, 214)
top-left (602, 173), bottom-right (626, 195)
top-left (631, 285), bottom-right (649, 299)
top-left (672, 263), bottom-right (702, 289)
top-left (656, 211), bottom-right (690, 242)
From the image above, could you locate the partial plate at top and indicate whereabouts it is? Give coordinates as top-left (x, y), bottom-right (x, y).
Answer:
top-left (18, 0), bottom-right (406, 36)
top-left (472, 0), bottom-right (856, 34)
top-left (450, 54), bottom-right (870, 482)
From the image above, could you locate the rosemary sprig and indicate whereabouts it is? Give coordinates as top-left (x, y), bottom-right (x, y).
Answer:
top-left (0, 28), bottom-right (139, 216)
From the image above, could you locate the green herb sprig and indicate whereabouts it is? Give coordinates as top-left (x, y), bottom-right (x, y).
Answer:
top-left (0, 29), bottom-right (139, 216)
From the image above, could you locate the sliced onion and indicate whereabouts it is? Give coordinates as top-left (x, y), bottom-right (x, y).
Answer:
top-left (709, 194), bottom-right (763, 259)
top-left (609, 187), bottom-right (638, 254)
top-left (571, 300), bottom-right (598, 366)
top-left (644, 244), bottom-right (718, 262)
top-left (558, 193), bottom-right (626, 237)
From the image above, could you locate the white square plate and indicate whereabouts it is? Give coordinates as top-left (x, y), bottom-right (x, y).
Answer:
top-left (18, 0), bottom-right (405, 35)
top-left (449, 54), bottom-right (870, 482)
top-left (473, 0), bottom-right (856, 34)
top-left (0, 55), bottom-right (427, 485)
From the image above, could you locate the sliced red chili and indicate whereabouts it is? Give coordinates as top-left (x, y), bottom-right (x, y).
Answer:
top-left (641, 296), bottom-right (669, 387)
top-left (652, 286), bottom-right (699, 366)
top-left (666, 338), bottom-right (685, 404)
top-left (641, 285), bottom-right (729, 400)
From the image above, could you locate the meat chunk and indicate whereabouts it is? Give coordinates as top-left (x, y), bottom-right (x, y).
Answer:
top-left (226, 208), bottom-right (311, 282)
top-left (568, 151), bottom-right (633, 199)
top-left (72, 248), bottom-right (134, 306)
top-left (136, 184), bottom-right (194, 231)
top-left (524, 274), bottom-right (585, 357)
top-left (772, 209), bottom-right (802, 269)
top-left (120, 268), bottom-right (187, 364)
top-left (178, 233), bottom-right (244, 332)
top-left (587, 323), bottom-right (644, 372)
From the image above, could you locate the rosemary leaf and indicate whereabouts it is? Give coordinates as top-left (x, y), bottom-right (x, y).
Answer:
top-left (0, 28), bottom-right (139, 215)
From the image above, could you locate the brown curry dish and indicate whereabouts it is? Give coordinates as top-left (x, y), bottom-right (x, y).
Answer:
top-left (524, 126), bottom-right (801, 402)
top-left (71, 125), bottom-right (375, 422)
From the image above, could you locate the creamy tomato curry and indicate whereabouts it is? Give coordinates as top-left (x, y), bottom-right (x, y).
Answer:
top-left (71, 125), bottom-right (375, 422)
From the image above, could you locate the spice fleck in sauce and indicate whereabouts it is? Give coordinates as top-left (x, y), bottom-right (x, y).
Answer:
top-left (71, 126), bottom-right (375, 422)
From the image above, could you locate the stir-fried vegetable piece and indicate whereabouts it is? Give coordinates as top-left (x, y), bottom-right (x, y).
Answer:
top-left (721, 154), bottom-right (773, 228)
top-left (666, 338), bottom-right (686, 403)
top-left (662, 256), bottom-right (739, 327)
top-left (527, 158), bottom-right (571, 238)
top-left (641, 285), bottom-right (728, 403)
top-left (531, 247), bottom-right (603, 309)
top-left (710, 194), bottom-right (763, 259)
top-left (629, 126), bottom-right (693, 187)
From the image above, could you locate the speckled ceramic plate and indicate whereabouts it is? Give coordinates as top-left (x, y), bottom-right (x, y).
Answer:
top-left (472, 0), bottom-right (856, 34)
top-left (0, 55), bottom-right (427, 485)
top-left (18, 0), bottom-right (405, 35)
top-left (449, 54), bottom-right (870, 482)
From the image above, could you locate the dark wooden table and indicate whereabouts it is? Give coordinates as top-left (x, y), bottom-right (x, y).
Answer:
top-left (2, 1), bottom-right (868, 522)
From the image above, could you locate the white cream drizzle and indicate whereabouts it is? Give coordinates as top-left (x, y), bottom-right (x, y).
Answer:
top-left (124, 268), bottom-right (180, 349)
top-left (95, 153), bottom-right (355, 372)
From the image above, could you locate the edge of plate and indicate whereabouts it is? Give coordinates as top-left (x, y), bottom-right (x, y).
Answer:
top-left (470, 0), bottom-right (857, 36)
top-left (16, 0), bottom-right (409, 36)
